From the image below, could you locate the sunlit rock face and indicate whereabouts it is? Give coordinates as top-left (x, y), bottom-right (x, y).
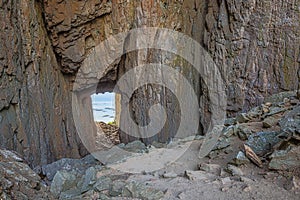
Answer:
top-left (0, 0), bottom-right (299, 166)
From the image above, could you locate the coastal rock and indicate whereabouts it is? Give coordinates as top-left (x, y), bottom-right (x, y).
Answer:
top-left (42, 154), bottom-right (100, 181)
top-left (230, 151), bottom-right (250, 166)
top-left (50, 171), bottom-right (78, 198)
top-left (269, 146), bottom-right (300, 171)
top-left (0, 149), bottom-right (54, 199)
top-left (245, 131), bottom-right (283, 156)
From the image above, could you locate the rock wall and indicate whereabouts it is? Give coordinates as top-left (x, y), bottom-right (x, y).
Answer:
top-left (0, 0), bottom-right (299, 165)
top-left (0, 1), bottom-right (86, 168)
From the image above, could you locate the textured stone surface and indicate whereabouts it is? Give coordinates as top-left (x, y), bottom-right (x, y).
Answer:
top-left (0, 149), bottom-right (54, 199)
top-left (0, 0), bottom-right (299, 166)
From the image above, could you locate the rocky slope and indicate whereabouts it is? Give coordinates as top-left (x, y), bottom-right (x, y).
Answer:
top-left (1, 91), bottom-right (299, 199)
top-left (0, 0), bottom-right (299, 167)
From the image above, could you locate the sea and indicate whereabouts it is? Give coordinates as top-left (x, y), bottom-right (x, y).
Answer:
top-left (91, 92), bottom-right (115, 123)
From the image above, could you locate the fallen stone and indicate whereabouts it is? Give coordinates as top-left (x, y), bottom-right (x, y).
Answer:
top-left (279, 105), bottom-right (300, 141)
top-left (0, 149), bottom-right (54, 200)
top-left (185, 170), bottom-right (215, 181)
top-left (122, 181), bottom-right (165, 200)
top-left (263, 116), bottom-right (278, 128)
top-left (212, 138), bottom-right (231, 150)
top-left (199, 163), bottom-right (222, 175)
top-left (246, 131), bottom-right (283, 156)
top-left (50, 170), bottom-right (78, 198)
top-left (80, 166), bottom-right (101, 193)
top-left (263, 107), bottom-right (287, 118)
top-left (264, 91), bottom-right (297, 104)
top-left (122, 140), bottom-right (147, 153)
top-left (42, 154), bottom-right (100, 181)
top-left (269, 145), bottom-right (300, 171)
top-left (230, 151), bottom-right (250, 166)
top-left (222, 126), bottom-right (235, 138)
top-left (236, 125), bottom-right (253, 141)
top-left (110, 180), bottom-right (126, 197)
top-left (94, 176), bottom-right (112, 192)
top-left (93, 146), bottom-right (132, 165)
top-left (236, 113), bottom-right (251, 123)
top-left (224, 118), bottom-right (236, 126)
top-left (226, 165), bottom-right (244, 176)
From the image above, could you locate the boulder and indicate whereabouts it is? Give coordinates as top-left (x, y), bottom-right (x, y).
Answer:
top-left (230, 151), bottom-right (250, 166)
top-left (236, 113), bottom-right (251, 123)
top-left (269, 146), bottom-right (300, 171)
top-left (0, 149), bottom-right (54, 199)
top-left (279, 105), bottom-right (300, 141)
top-left (50, 170), bottom-right (78, 198)
top-left (263, 116), bottom-right (278, 128)
top-left (42, 154), bottom-right (100, 181)
top-left (245, 131), bottom-right (283, 156)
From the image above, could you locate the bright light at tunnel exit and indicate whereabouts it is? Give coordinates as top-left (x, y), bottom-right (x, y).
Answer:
top-left (91, 92), bottom-right (116, 123)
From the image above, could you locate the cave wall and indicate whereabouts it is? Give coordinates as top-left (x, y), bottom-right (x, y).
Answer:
top-left (0, 0), bottom-right (299, 166)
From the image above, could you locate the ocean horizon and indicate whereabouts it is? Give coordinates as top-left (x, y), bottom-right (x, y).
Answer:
top-left (92, 93), bottom-right (115, 123)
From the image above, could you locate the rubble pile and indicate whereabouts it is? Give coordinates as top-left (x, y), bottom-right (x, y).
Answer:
top-left (220, 91), bottom-right (300, 173)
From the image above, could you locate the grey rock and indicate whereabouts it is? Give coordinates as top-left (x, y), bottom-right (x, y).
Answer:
top-left (230, 151), bottom-right (250, 166)
top-left (236, 125), bottom-right (253, 141)
top-left (227, 165), bottom-right (244, 176)
top-left (93, 146), bottom-right (132, 165)
top-left (263, 116), bottom-right (278, 128)
top-left (224, 118), bottom-right (236, 126)
top-left (94, 176), bottom-right (112, 192)
top-left (212, 138), bottom-right (231, 150)
top-left (279, 105), bottom-right (300, 141)
top-left (122, 181), bottom-right (164, 200)
top-left (42, 154), bottom-right (100, 181)
top-left (110, 180), bottom-right (126, 197)
top-left (264, 91), bottom-right (297, 104)
top-left (122, 140), bottom-right (147, 153)
top-left (222, 126), bottom-right (235, 138)
top-left (246, 131), bottom-right (284, 156)
top-left (80, 166), bottom-right (101, 193)
top-left (50, 170), bottom-right (77, 198)
top-left (236, 113), bottom-right (251, 123)
top-left (199, 163), bottom-right (222, 175)
top-left (59, 188), bottom-right (82, 200)
top-left (263, 107), bottom-right (287, 118)
top-left (269, 146), bottom-right (300, 171)
top-left (185, 170), bottom-right (216, 181)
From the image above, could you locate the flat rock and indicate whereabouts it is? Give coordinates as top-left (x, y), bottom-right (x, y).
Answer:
top-left (269, 146), bottom-right (300, 171)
